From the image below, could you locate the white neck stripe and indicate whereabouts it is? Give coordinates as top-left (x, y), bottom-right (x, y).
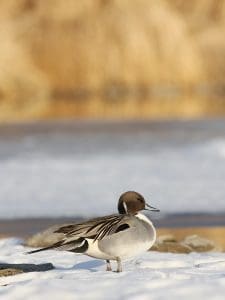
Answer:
top-left (123, 201), bottom-right (128, 214)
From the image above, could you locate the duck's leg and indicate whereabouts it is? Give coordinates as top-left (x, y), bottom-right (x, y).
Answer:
top-left (116, 257), bottom-right (122, 272)
top-left (106, 260), bottom-right (112, 271)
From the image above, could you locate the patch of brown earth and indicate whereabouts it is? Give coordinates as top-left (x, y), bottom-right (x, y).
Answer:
top-left (155, 227), bottom-right (225, 252)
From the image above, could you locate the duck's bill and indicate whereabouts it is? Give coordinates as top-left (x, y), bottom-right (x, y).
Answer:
top-left (145, 203), bottom-right (160, 212)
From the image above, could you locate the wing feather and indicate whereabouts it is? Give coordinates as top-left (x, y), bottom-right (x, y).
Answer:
top-left (55, 214), bottom-right (129, 241)
top-left (28, 214), bottom-right (132, 255)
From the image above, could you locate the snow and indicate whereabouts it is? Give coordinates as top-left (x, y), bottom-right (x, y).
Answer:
top-left (0, 121), bottom-right (225, 218)
top-left (0, 238), bottom-right (225, 300)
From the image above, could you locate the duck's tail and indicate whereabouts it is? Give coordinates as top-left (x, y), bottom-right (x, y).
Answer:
top-left (26, 237), bottom-right (88, 254)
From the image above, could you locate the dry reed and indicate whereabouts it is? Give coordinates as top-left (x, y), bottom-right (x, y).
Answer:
top-left (0, 0), bottom-right (225, 121)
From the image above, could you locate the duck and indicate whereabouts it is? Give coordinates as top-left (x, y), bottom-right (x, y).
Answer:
top-left (28, 191), bottom-right (160, 272)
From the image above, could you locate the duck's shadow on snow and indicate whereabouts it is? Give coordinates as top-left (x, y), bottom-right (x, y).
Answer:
top-left (73, 259), bottom-right (104, 272)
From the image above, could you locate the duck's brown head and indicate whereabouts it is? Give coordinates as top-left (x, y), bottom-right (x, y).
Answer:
top-left (117, 191), bottom-right (160, 215)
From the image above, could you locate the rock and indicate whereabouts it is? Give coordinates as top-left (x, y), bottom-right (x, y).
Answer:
top-left (183, 235), bottom-right (216, 252)
top-left (157, 234), bottom-right (177, 243)
top-left (151, 234), bottom-right (191, 253)
top-left (151, 241), bottom-right (192, 253)
top-left (0, 263), bottom-right (54, 277)
top-left (0, 268), bottom-right (23, 277)
top-left (150, 233), bottom-right (218, 253)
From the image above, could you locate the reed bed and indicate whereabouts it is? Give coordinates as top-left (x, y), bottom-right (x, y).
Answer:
top-left (0, 0), bottom-right (225, 121)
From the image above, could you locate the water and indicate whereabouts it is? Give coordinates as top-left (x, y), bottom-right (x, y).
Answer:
top-left (0, 119), bottom-right (225, 219)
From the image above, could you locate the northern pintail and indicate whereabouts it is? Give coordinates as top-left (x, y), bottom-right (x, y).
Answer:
top-left (28, 191), bottom-right (160, 272)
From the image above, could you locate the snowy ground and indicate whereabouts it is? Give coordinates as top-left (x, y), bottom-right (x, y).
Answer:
top-left (0, 119), bottom-right (225, 219)
top-left (0, 238), bottom-right (225, 300)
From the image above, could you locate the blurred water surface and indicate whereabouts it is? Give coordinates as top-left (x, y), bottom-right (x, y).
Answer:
top-left (0, 119), bottom-right (225, 218)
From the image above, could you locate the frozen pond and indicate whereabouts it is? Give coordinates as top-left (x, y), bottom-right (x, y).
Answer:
top-left (0, 119), bottom-right (225, 219)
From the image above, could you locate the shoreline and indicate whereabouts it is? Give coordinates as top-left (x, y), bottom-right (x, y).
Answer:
top-left (0, 213), bottom-right (225, 237)
top-left (157, 227), bottom-right (225, 252)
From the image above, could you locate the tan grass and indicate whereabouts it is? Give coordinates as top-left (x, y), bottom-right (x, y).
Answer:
top-left (0, 0), bottom-right (225, 121)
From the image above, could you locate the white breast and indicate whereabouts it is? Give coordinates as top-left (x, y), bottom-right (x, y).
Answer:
top-left (135, 212), bottom-right (157, 249)
top-left (136, 213), bottom-right (154, 225)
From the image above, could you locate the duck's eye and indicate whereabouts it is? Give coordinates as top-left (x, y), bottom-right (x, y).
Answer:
top-left (138, 197), bottom-right (144, 203)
